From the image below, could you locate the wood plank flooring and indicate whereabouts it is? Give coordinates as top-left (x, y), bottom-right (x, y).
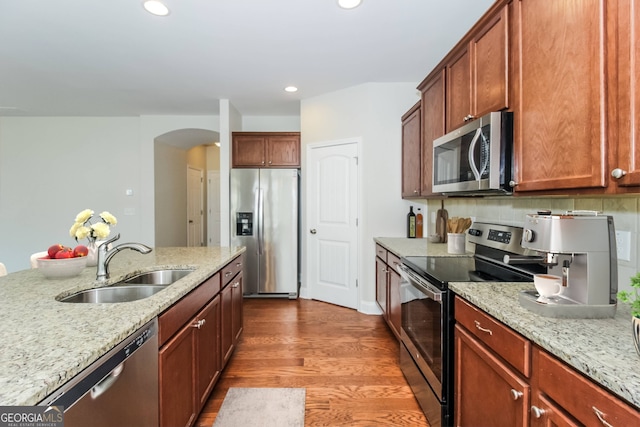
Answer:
top-left (195, 298), bottom-right (429, 427)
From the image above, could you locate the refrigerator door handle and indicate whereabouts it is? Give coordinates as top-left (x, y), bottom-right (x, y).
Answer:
top-left (257, 188), bottom-right (264, 255)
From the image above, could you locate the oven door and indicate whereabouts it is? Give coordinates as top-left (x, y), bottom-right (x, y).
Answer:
top-left (398, 264), bottom-right (448, 426)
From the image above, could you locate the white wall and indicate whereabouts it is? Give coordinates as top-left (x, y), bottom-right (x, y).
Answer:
top-left (241, 116), bottom-right (300, 131)
top-left (0, 117), bottom-right (143, 271)
top-left (154, 142), bottom-right (188, 246)
top-left (301, 82), bottom-right (419, 313)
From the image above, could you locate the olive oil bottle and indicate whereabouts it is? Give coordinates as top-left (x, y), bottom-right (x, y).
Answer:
top-left (407, 206), bottom-right (416, 238)
top-left (416, 208), bottom-right (423, 238)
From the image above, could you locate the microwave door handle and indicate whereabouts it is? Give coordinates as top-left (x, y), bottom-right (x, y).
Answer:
top-left (468, 128), bottom-right (482, 181)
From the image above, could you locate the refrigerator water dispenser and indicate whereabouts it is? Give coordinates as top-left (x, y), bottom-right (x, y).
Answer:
top-left (236, 212), bottom-right (253, 236)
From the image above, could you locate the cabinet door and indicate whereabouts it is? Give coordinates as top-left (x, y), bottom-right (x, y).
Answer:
top-left (614, 0), bottom-right (640, 189)
top-left (231, 273), bottom-right (243, 341)
top-left (196, 295), bottom-right (221, 412)
top-left (159, 322), bottom-right (197, 427)
top-left (401, 102), bottom-right (422, 198)
top-left (473, 4), bottom-right (509, 118)
top-left (221, 283), bottom-right (234, 367)
top-left (267, 135), bottom-right (300, 167)
top-left (447, 45), bottom-right (472, 132)
top-left (513, 0), bottom-right (608, 192)
top-left (420, 69), bottom-right (446, 197)
top-left (232, 135), bottom-right (265, 167)
top-left (455, 325), bottom-right (530, 427)
top-left (375, 256), bottom-right (388, 318)
top-left (387, 263), bottom-right (402, 340)
top-left (530, 393), bottom-right (580, 427)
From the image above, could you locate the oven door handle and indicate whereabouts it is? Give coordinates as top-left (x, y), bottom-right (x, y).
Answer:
top-left (398, 264), bottom-right (443, 302)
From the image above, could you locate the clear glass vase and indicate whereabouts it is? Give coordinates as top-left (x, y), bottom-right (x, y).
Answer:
top-left (633, 317), bottom-right (640, 357)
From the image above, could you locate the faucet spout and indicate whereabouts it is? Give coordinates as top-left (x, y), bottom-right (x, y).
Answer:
top-left (96, 234), bottom-right (153, 281)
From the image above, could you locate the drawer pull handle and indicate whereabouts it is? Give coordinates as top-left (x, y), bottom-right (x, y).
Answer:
top-left (531, 406), bottom-right (545, 419)
top-left (593, 406), bottom-right (614, 427)
top-left (225, 271), bottom-right (232, 277)
top-left (474, 320), bottom-right (493, 335)
top-left (192, 319), bottom-right (206, 329)
top-left (236, 262), bottom-right (242, 267)
top-left (510, 389), bottom-right (523, 400)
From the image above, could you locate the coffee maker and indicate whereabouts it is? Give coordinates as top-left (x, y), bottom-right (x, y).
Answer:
top-left (518, 211), bottom-right (618, 318)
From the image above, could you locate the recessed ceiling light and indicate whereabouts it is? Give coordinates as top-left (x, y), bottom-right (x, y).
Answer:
top-left (143, 0), bottom-right (170, 16)
top-left (338, 0), bottom-right (362, 10)
top-left (284, 86), bottom-right (298, 93)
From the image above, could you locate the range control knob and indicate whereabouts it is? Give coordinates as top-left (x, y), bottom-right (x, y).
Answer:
top-left (523, 229), bottom-right (535, 243)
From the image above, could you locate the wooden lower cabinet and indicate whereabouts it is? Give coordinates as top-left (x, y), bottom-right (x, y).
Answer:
top-left (455, 324), bottom-right (530, 427)
top-left (221, 272), bottom-right (243, 367)
top-left (159, 255), bottom-right (244, 427)
top-left (374, 244), bottom-right (401, 340)
top-left (454, 296), bottom-right (640, 426)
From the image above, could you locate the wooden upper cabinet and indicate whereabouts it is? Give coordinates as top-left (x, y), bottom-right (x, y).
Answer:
top-left (401, 102), bottom-right (422, 198)
top-left (446, 3), bottom-right (509, 132)
top-left (613, 0), bottom-right (640, 191)
top-left (512, 0), bottom-right (608, 193)
top-left (418, 68), bottom-right (446, 197)
top-left (232, 132), bottom-right (300, 168)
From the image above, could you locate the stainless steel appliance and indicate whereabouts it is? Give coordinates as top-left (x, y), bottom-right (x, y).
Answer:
top-left (40, 318), bottom-right (158, 427)
top-left (518, 210), bottom-right (618, 318)
top-left (230, 168), bottom-right (299, 298)
top-left (398, 222), bottom-right (544, 427)
top-left (432, 111), bottom-right (513, 195)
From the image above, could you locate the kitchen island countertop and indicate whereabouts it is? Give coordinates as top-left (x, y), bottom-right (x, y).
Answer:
top-left (0, 246), bottom-right (245, 406)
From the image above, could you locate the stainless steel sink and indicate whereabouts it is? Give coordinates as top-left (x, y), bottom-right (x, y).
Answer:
top-left (59, 269), bottom-right (193, 303)
top-left (60, 285), bottom-right (166, 303)
top-left (122, 269), bottom-right (193, 285)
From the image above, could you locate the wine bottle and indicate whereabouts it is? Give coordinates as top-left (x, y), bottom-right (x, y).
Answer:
top-left (416, 208), bottom-right (423, 238)
top-left (407, 206), bottom-right (416, 238)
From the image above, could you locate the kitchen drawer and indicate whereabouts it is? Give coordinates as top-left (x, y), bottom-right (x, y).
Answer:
top-left (159, 272), bottom-right (220, 346)
top-left (455, 296), bottom-right (531, 377)
top-left (375, 244), bottom-right (387, 262)
top-left (222, 255), bottom-right (243, 286)
top-left (387, 252), bottom-right (401, 272)
top-left (534, 346), bottom-right (640, 426)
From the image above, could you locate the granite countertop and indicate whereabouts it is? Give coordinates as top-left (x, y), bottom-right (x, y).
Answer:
top-left (0, 246), bottom-right (245, 406)
top-left (451, 282), bottom-right (640, 408)
top-left (374, 236), bottom-right (639, 408)
top-left (374, 237), bottom-right (473, 257)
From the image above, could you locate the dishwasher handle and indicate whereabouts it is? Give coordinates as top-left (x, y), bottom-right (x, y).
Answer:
top-left (90, 363), bottom-right (124, 400)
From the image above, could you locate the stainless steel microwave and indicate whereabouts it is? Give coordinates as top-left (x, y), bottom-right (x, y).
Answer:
top-left (432, 111), bottom-right (513, 195)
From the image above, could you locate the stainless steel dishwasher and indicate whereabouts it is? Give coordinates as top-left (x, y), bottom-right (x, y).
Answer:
top-left (40, 318), bottom-right (158, 427)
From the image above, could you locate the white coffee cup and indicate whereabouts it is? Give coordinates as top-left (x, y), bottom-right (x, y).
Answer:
top-left (534, 274), bottom-right (563, 299)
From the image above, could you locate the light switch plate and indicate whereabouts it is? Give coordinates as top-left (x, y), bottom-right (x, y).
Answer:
top-left (615, 230), bottom-right (631, 261)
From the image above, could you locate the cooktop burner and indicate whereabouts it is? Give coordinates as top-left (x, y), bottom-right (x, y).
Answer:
top-left (401, 256), bottom-right (505, 288)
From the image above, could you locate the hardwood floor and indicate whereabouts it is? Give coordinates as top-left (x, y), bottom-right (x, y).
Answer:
top-left (195, 298), bottom-right (429, 426)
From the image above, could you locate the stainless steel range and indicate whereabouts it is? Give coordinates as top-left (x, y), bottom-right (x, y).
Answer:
top-left (397, 221), bottom-right (545, 427)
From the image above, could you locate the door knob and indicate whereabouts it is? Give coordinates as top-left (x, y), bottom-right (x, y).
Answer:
top-left (310, 229), bottom-right (317, 234)
top-left (188, 220), bottom-right (194, 223)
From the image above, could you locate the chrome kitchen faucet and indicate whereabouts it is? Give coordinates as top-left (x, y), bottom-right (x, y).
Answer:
top-left (96, 233), bottom-right (152, 281)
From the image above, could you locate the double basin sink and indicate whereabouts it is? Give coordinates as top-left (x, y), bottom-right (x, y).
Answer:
top-left (59, 269), bottom-right (193, 303)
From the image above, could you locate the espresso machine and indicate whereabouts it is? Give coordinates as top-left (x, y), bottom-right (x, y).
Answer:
top-left (518, 211), bottom-right (618, 318)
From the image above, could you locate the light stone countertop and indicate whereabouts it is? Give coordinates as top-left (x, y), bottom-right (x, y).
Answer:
top-left (375, 236), bottom-right (640, 409)
top-left (0, 246), bottom-right (245, 406)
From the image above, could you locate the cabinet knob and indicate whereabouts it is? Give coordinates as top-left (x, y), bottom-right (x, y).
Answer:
top-left (269, 160), bottom-right (272, 164)
top-left (509, 180), bottom-right (518, 188)
top-left (464, 114), bottom-right (475, 122)
top-left (530, 406), bottom-right (545, 419)
top-left (611, 168), bottom-right (627, 179)
top-left (192, 319), bottom-right (206, 329)
top-left (414, 189), bottom-right (419, 194)
top-left (510, 389), bottom-right (523, 400)
top-left (232, 281), bottom-right (240, 288)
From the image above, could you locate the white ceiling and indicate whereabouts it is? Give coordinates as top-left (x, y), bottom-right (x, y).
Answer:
top-left (0, 0), bottom-right (494, 118)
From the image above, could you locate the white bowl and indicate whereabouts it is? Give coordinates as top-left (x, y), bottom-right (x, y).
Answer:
top-left (36, 256), bottom-right (87, 279)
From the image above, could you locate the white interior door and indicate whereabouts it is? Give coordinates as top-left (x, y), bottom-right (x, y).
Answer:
top-left (306, 141), bottom-right (358, 309)
top-left (207, 170), bottom-right (221, 246)
top-left (187, 166), bottom-right (203, 247)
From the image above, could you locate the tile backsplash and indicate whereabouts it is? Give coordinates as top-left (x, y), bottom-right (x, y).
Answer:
top-left (425, 196), bottom-right (639, 294)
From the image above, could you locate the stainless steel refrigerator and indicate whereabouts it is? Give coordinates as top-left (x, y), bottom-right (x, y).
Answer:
top-left (230, 168), bottom-right (299, 298)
